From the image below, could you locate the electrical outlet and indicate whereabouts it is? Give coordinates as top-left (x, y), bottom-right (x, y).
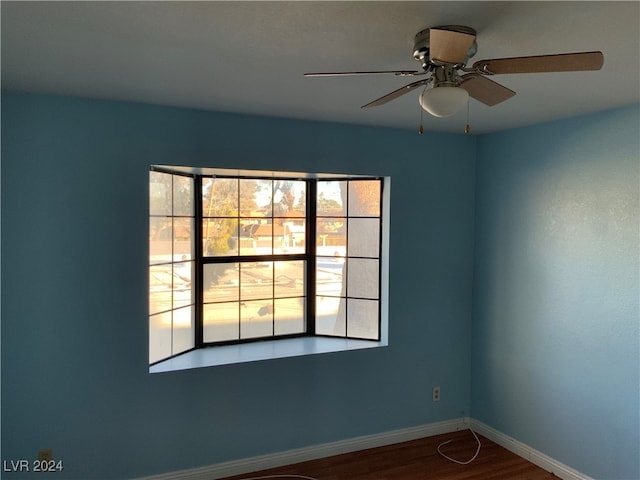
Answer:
top-left (38, 449), bottom-right (52, 462)
top-left (433, 386), bottom-right (440, 402)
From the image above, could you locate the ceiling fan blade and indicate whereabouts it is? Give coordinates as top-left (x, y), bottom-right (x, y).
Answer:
top-left (361, 79), bottom-right (429, 108)
top-left (304, 70), bottom-right (424, 77)
top-left (460, 74), bottom-right (516, 106)
top-left (429, 28), bottom-right (476, 64)
top-left (473, 51), bottom-right (604, 74)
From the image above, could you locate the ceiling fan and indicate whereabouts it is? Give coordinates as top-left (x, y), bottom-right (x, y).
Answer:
top-left (305, 26), bottom-right (604, 126)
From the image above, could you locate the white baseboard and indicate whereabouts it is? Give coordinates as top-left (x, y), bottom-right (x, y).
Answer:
top-left (469, 419), bottom-right (593, 480)
top-left (135, 417), bottom-right (468, 480)
top-left (136, 417), bottom-right (593, 480)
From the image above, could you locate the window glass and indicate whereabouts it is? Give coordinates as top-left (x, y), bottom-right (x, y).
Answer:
top-left (203, 263), bottom-right (239, 303)
top-left (315, 179), bottom-right (381, 340)
top-left (274, 298), bottom-right (305, 335)
top-left (315, 296), bottom-right (345, 336)
top-left (149, 311), bottom-right (172, 364)
top-left (276, 219), bottom-right (305, 254)
top-left (240, 262), bottom-right (273, 301)
top-left (150, 169), bottom-right (384, 365)
top-left (316, 257), bottom-right (344, 297)
top-left (172, 262), bottom-right (193, 309)
top-left (174, 218), bottom-right (193, 261)
top-left (203, 218), bottom-right (239, 256)
top-left (149, 218), bottom-right (173, 264)
top-left (347, 299), bottom-right (379, 339)
top-left (274, 180), bottom-right (306, 216)
top-left (203, 302), bottom-right (239, 342)
top-left (149, 171), bottom-right (172, 216)
top-left (149, 265), bottom-right (173, 314)
top-left (317, 181), bottom-right (346, 216)
top-left (173, 175), bottom-right (193, 216)
top-left (149, 170), bottom-right (195, 364)
top-left (347, 218), bottom-right (380, 258)
top-left (240, 179), bottom-right (271, 217)
top-left (241, 299), bottom-right (274, 339)
top-left (274, 261), bottom-right (305, 298)
top-left (316, 218), bottom-right (346, 257)
top-left (347, 258), bottom-right (379, 299)
top-left (202, 178), bottom-right (238, 217)
top-left (172, 306), bottom-right (194, 353)
top-left (348, 180), bottom-right (381, 217)
top-left (242, 222), bottom-right (271, 255)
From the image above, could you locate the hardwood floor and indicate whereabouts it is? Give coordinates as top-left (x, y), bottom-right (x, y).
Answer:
top-left (219, 430), bottom-right (560, 480)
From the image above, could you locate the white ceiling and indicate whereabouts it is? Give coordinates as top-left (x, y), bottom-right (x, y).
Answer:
top-left (2, 1), bottom-right (639, 134)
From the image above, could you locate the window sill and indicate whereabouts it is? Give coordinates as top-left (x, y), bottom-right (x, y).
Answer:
top-left (149, 336), bottom-right (386, 373)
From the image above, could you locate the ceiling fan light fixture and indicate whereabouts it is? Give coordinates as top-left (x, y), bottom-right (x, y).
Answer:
top-left (419, 85), bottom-right (469, 118)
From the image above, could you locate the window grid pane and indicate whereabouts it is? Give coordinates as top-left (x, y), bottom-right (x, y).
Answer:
top-left (151, 170), bottom-right (383, 364)
top-left (274, 298), bottom-right (306, 335)
top-left (204, 302), bottom-right (239, 342)
top-left (202, 259), bottom-right (307, 344)
top-left (149, 171), bottom-right (195, 364)
top-left (316, 179), bottom-right (382, 340)
top-left (203, 178), bottom-right (306, 258)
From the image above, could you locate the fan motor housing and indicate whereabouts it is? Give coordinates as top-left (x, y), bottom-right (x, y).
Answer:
top-left (413, 25), bottom-right (478, 69)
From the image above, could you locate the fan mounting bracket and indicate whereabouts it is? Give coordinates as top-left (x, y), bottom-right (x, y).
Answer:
top-left (413, 25), bottom-right (478, 69)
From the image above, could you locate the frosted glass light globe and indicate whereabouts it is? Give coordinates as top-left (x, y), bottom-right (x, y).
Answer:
top-left (419, 86), bottom-right (469, 118)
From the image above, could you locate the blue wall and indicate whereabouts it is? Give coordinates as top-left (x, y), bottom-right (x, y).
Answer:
top-left (472, 105), bottom-right (640, 479)
top-left (4, 91), bottom-right (638, 480)
top-left (1, 92), bottom-right (476, 479)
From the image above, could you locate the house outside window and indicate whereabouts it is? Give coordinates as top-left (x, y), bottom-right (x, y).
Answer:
top-left (149, 167), bottom-right (386, 366)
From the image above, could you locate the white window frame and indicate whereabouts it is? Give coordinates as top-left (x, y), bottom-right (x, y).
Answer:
top-left (149, 166), bottom-right (389, 372)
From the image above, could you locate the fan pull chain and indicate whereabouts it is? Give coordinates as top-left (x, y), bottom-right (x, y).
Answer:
top-left (465, 101), bottom-right (471, 134)
top-left (419, 89), bottom-right (425, 135)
